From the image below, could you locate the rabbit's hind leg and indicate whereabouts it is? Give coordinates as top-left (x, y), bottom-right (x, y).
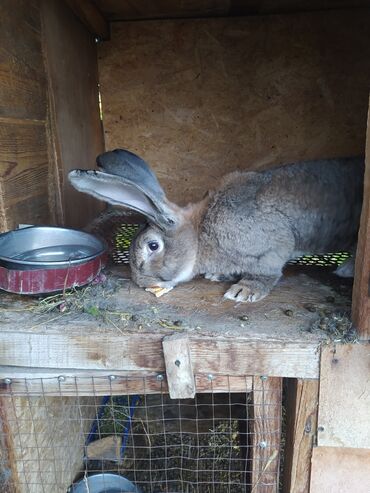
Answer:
top-left (223, 273), bottom-right (281, 303)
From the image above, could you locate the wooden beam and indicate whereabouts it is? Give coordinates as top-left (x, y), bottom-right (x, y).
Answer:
top-left (65, 0), bottom-right (110, 40)
top-left (0, 394), bottom-right (95, 493)
top-left (163, 334), bottom-right (196, 399)
top-left (250, 376), bottom-right (282, 493)
top-left (0, 397), bottom-right (18, 493)
top-left (0, 332), bottom-right (320, 379)
top-left (352, 97), bottom-right (370, 340)
top-left (94, 0), bottom-right (370, 21)
top-left (41, 0), bottom-right (106, 229)
top-left (0, 367), bottom-right (253, 396)
top-left (191, 339), bottom-right (320, 379)
top-left (310, 447), bottom-right (370, 493)
top-left (0, 1), bottom-right (53, 232)
top-left (317, 344), bottom-right (370, 449)
top-left (282, 379), bottom-right (319, 493)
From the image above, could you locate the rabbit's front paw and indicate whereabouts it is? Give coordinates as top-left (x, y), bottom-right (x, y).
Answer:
top-left (223, 275), bottom-right (280, 303)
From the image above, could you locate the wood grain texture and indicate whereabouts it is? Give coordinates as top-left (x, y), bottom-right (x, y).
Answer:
top-left (0, 330), bottom-right (320, 378)
top-left (0, 368), bottom-right (253, 396)
top-left (163, 334), bottom-right (196, 398)
top-left (282, 379), bottom-right (319, 493)
top-left (94, 0), bottom-right (370, 21)
top-left (0, 1), bottom-right (53, 233)
top-left (310, 446), bottom-right (370, 493)
top-left (0, 123), bottom-right (50, 230)
top-left (98, 11), bottom-right (370, 205)
top-left (0, 394), bottom-right (95, 493)
top-left (0, 1), bottom-right (47, 121)
top-left (352, 98), bottom-right (370, 340)
top-left (318, 344), bottom-right (370, 449)
top-left (0, 398), bottom-right (18, 492)
top-left (0, 270), bottom-right (351, 377)
top-left (41, 0), bottom-right (105, 229)
top-left (250, 376), bottom-right (282, 493)
top-left (65, 0), bottom-right (110, 40)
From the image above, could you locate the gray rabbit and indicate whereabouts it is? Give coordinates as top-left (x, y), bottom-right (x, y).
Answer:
top-left (69, 149), bottom-right (363, 302)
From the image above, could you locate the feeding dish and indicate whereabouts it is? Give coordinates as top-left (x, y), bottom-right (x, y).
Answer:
top-left (0, 226), bottom-right (107, 294)
top-left (69, 473), bottom-right (142, 493)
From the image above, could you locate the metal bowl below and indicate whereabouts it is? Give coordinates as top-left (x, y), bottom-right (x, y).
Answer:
top-left (69, 473), bottom-right (142, 493)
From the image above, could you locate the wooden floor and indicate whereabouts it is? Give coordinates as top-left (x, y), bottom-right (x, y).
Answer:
top-left (0, 264), bottom-right (352, 380)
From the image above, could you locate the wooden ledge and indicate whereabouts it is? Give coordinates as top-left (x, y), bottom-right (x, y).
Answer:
top-left (0, 267), bottom-right (352, 379)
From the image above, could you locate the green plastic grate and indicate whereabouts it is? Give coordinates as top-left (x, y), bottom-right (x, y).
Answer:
top-left (111, 223), bottom-right (351, 268)
top-left (112, 223), bottom-right (140, 264)
top-left (287, 251), bottom-right (351, 267)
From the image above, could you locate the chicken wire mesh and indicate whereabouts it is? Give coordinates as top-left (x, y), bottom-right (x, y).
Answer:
top-left (0, 374), bottom-right (282, 493)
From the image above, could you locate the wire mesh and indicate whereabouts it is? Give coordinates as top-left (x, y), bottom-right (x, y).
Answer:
top-left (88, 212), bottom-right (351, 269)
top-left (0, 374), bottom-right (282, 493)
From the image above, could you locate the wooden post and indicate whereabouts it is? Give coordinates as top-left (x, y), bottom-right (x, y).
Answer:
top-left (282, 379), bottom-right (319, 493)
top-left (0, 394), bottom-right (96, 493)
top-left (352, 97), bottom-right (370, 340)
top-left (310, 344), bottom-right (370, 492)
top-left (250, 376), bottom-right (282, 493)
top-left (163, 334), bottom-right (196, 399)
top-left (0, 1), bottom-right (53, 232)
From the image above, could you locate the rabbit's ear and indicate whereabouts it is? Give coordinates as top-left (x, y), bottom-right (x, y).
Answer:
top-left (68, 169), bottom-right (178, 229)
top-left (96, 149), bottom-right (166, 201)
top-left (94, 149), bottom-right (178, 227)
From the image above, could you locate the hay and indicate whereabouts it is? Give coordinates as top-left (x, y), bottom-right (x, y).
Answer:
top-left (84, 396), bottom-right (249, 493)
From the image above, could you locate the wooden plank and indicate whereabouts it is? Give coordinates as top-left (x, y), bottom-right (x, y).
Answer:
top-left (0, 1), bottom-right (53, 233)
top-left (0, 1), bottom-right (47, 121)
top-left (0, 372), bottom-right (167, 397)
top-left (191, 339), bottom-right (319, 379)
top-left (318, 344), bottom-right (370, 449)
top-left (98, 11), bottom-right (370, 206)
top-left (0, 394), bottom-right (95, 493)
top-left (94, 0), bottom-right (229, 20)
top-left (41, 0), bottom-right (105, 229)
top-left (0, 270), bottom-right (344, 378)
top-left (282, 379), bottom-right (319, 493)
top-left (352, 98), bottom-right (370, 340)
top-left (163, 334), bottom-right (195, 398)
top-left (0, 331), bottom-right (320, 378)
top-left (310, 446), bottom-right (370, 493)
top-left (195, 374), bottom-right (253, 393)
top-left (0, 332), bottom-right (165, 372)
top-left (0, 397), bottom-right (18, 493)
top-left (94, 0), bottom-right (370, 21)
top-left (0, 265), bottom-right (350, 341)
top-left (0, 368), bottom-right (253, 396)
top-left (0, 123), bottom-right (50, 231)
top-left (65, 0), bottom-right (110, 40)
top-left (250, 376), bottom-right (282, 493)
top-left (86, 435), bottom-right (122, 461)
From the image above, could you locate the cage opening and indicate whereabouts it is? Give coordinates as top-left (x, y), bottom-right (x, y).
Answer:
top-left (0, 375), bottom-right (282, 493)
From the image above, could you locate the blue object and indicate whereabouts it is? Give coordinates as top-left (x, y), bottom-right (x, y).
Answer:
top-left (120, 395), bottom-right (141, 458)
top-left (86, 395), bottom-right (141, 460)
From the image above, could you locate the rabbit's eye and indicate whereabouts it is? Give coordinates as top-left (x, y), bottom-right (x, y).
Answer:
top-left (148, 241), bottom-right (159, 252)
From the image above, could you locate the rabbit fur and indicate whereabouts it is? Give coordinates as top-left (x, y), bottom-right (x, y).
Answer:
top-left (69, 149), bottom-right (363, 303)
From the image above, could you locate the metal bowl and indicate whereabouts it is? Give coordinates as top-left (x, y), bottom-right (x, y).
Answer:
top-left (0, 226), bottom-right (106, 270)
top-left (0, 226), bottom-right (107, 294)
top-left (69, 473), bottom-right (142, 493)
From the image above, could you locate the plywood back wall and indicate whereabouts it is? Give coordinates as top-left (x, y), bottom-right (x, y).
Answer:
top-left (98, 10), bottom-right (370, 204)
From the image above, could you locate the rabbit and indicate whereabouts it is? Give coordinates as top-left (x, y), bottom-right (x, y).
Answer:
top-left (68, 149), bottom-right (364, 302)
